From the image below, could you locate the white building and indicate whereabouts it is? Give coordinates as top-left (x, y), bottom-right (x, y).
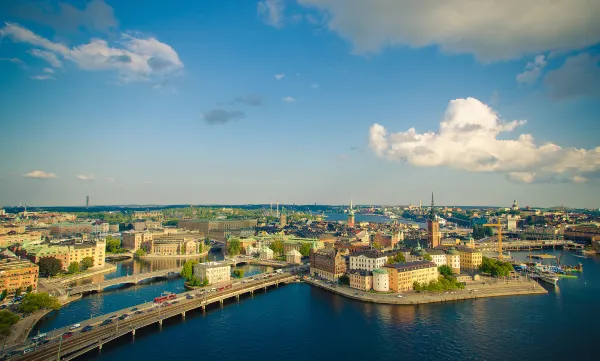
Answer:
top-left (349, 251), bottom-right (387, 271)
top-left (446, 249), bottom-right (461, 274)
top-left (259, 247), bottom-right (274, 260)
top-left (91, 222), bottom-right (109, 234)
top-left (286, 249), bottom-right (302, 264)
top-left (428, 250), bottom-right (448, 267)
top-left (372, 268), bottom-right (389, 292)
top-left (193, 262), bottom-right (231, 285)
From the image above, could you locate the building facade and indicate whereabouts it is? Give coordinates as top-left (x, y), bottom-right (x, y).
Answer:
top-left (349, 270), bottom-right (372, 291)
top-left (193, 262), bottom-right (231, 285)
top-left (0, 255), bottom-right (39, 294)
top-left (385, 260), bottom-right (439, 292)
top-left (457, 247), bottom-right (483, 273)
top-left (372, 268), bottom-right (390, 292)
top-left (310, 247), bottom-right (347, 282)
top-left (349, 251), bottom-right (387, 271)
top-left (49, 222), bottom-right (92, 235)
top-left (286, 249), bottom-right (302, 264)
top-left (259, 247), bottom-right (274, 260)
top-left (146, 233), bottom-right (205, 256)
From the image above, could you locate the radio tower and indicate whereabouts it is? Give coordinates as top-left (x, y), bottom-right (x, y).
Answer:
top-left (85, 196), bottom-right (89, 209)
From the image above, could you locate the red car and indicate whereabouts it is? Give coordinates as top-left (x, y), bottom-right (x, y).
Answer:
top-left (62, 332), bottom-right (73, 339)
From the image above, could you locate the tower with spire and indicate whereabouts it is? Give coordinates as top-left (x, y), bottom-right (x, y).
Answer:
top-left (427, 192), bottom-right (441, 248)
top-left (348, 197), bottom-right (355, 228)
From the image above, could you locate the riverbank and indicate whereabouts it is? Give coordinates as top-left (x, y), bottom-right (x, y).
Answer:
top-left (47, 263), bottom-right (117, 286)
top-left (305, 276), bottom-right (547, 305)
top-left (139, 250), bottom-right (209, 259)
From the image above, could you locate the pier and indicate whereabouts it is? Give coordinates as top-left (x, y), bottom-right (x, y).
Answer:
top-left (12, 273), bottom-right (297, 361)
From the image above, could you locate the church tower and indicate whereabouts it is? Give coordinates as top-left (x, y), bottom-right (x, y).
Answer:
top-left (427, 192), bottom-right (441, 248)
top-left (348, 198), bottom-right (355, 228)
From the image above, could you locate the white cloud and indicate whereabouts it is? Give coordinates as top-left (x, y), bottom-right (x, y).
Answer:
top-left (258, 0), bottom-right (285, 28)
top-left (275, 73), bottom-right (285, 80)
top-left (76, 174), bottom-right (95, 181)
top-left (23, 170), bottom-right (58, 179)
top-left (516, 54), bottom-right (547, 84)
top-left (0, 57), bottom-right (27, 68)
top-left (1, 22), bottom-right (183, 83)
top-left (43, 68), bottom-right (55, 73)
top-left (369, 97), bottom-right (600, 184)
top-left (28, 49), bottom-right (63, 68)
top-left (282, 96), bottom-right (296, 102)
top-left (545, 53), bottom-right (600, 99)
top-left (297, 0), bottom-right (600, 62)
top-left (31, 75), bottom-right (55, 80)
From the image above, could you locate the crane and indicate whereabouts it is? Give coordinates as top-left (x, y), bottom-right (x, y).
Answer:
top-left (483, 219), bottom-right (504, 261)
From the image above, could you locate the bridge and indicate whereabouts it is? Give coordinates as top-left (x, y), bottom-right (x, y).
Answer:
top-left (475, 240), bottom-right (583, 252)
top-left (226, 258), bottom-right (289, 268)
top-left (67, 268), bottom-right (182, 296)
top-left (13, 273), bottom-right (297, 361)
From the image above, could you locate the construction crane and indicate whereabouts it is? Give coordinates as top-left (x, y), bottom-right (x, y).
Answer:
top-left (484, 219), bottom-right (504, 261)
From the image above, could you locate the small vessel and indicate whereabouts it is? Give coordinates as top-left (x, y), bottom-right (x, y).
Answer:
top-left (537, 271), bottom-right (559, 286)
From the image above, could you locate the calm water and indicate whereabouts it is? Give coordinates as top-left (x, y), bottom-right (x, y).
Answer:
top-left (326, 213), bottom-right (426, 228)
top-left (35, 250), bottom-right (599, 360)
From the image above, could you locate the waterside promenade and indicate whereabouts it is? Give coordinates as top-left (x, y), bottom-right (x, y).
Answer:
top-left (305, 276), bottom-right (547, 305)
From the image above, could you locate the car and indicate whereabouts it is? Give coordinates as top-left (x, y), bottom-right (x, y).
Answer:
top-left (70, 323), bottom-right (81, 330)
top-left (134, 310), bottom-right (144, 315)
top-left (37, 339), bottom-right (50, 345)
top-left (109, 315), bottom-right (118, 319)
top-left (397, 295), bottom-right (404, 298)
top-left (0, 305), bottom-right (6, 309)
top-left (118, 314), bottom-right (130, 321)
top-left (186, 295), bottom-right (193, 300)
top-left (62, 332), bottom-right (73, 339)
top-left (81, 325), bottom-right (94, 332)
top-left (130, 307), bottom-right (138, 312)
top-left (171, 301), bottom-right (179, 305)
top-left (23, 348), bottom-right (34, 355)
top-left (101, 319), bottom-right (113, 326)
top-left (5, 350), bottom-right (21, 358)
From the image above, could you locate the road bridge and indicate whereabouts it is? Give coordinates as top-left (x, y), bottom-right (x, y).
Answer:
top-left (12, 273), bottom-right (296, 361)
top-left (475, 240), bottom-right (583, 252)
top-left (67, 267), bottom-right (182, 296)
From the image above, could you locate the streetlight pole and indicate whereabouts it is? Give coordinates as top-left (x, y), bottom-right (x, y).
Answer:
top-left (56, 335), bottom-right (63, 361)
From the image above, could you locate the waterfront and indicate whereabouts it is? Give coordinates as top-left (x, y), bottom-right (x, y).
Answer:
top-left (29, 250), bottom-right (600, 360)
top-left (325, 213), bottom-right (426, 228)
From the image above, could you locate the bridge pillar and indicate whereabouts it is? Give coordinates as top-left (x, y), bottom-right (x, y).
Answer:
top-left (264, 286), bottom-right (267, 292)
top-left (202, 305), bottom-right (206, 313)
top-left (99, 342), bottom-right (103, 351)
top-left (236, 294), bottom-right (240, 302)
top-left (132, 328), bottom-right (136, 337)
top-left (181, 311), bottom-right (186, 319)
top-left (220, 299), bottom-right (223, 307)
top-left (158, 319), bottom-right (163, 327)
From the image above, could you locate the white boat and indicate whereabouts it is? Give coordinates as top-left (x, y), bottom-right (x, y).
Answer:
top-left (537, 272), bottom-right (558, 286)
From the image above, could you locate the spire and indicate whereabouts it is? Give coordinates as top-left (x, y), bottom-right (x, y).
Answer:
top-left (350, 197), bottom-right (353, 211)
top-left (428, 192), bottom-right (436, 221)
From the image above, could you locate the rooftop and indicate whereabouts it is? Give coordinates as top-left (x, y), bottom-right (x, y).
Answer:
top-left (384, 260), bottom-right (437, 272)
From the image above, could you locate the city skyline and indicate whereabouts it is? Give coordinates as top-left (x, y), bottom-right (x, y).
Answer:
top-left (1, 1), bottom-right (600, 207)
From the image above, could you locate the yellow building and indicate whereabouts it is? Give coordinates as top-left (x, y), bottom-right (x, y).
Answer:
top-left (66, 240), bottom-right (106, 268)
top-left (457, 246), bottom-right (483, 273)
top-left (384, 260), bottom-right (439, 292)
top-left (349, 270), bottom-right (372, 291)
top-left (0, 254), bottom-right (39, 294)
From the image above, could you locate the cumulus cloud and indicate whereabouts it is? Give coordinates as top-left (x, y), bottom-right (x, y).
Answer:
top-left (369, 97), bottom-right (600, 184)
top-left (0, 57), bottom-right (27, 68)
top-left (28, 49), bottom-right (63, 68)
top-left (10, 0), bottom-right (118, 34)
top-left (0, 22), bottom-right (183, 83)
top-left (297, 0), bottom-right (600, 62)
top-left (232, 95), bottom-right (263, 106)
top-left (282, 96), bottom-right (296, 102)
top-left (31, 75), bottom-right (55, 80)
top-left (516, 55), bottom-right (547, 84)
top-left (23, 170), bottom-right (58, 179)
top-left (545, 53), bottom-right (600, 100)
top-left (258, 0), bottom-right (285, 28)
top-left (76, 174), bottom-right (95, 181)
top-left (275, 73), bottom-right (285, 80)
top-left (203, 109), bottom-right (245, 125)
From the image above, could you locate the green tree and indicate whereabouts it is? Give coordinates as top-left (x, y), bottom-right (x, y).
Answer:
top-left (299, 243), bottom-right (312, 257)
top-left (233, 269), bottom-right (244, 278)
top-left (479, 257), bottom-right (514, 277)
top-left (80, 257), bottom-right (94, 270)
top-left (423, 253), bottom-right (433, 261)
top-left (372, 242), bottom-right (383, 250)
top-left (338, 275), bottom-right (350, 285)
top-left (26, 285), bottom-right (33, 293)
top-left (18, 293), bottom-right (61, 314)
top-left (14, 288), bottom-right (22, 297)
top-left (67, 262), bottom-right (80, 274)
top-left (105, 235), bottom-right (125, 253)
top-left (387, 252), bottom-right (406, 264)
top-left (227, 239), bottom-right (241, 255)
top-left (135, 249), bottom-right (146, 257)
top-left (38, 257), bottom-right (63, 277)
top-left (0, 310), bottom-right (20, 336)
top-left (180, 260), bottom-right (198, 281)
top-left (269, 240), bottom-right (284, 255)
top-left (438, 265), bottom-right (453, 277)
top-left (0, 290), bottom-right (7, 301)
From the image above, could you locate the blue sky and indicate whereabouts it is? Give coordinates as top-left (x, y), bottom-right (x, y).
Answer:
top-left (1, 0), bottom-right (599, 208)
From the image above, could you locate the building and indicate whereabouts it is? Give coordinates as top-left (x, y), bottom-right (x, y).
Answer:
top-left (310, 247), bottom-right (347, 281)
top-left (179, 219), bottom-right (258, 234)
top-left (259, 246), bottom-right (274, 260)
top-left (193, 262), bottom-right (231, 285)
top-left (384, 260), bottom-right (438, 292)
top-left (564, 226), bottom-right (600, 244)
top-left (133, 220), bottom-right (147, 232)
top-left (505, 215), bottom-right (519, 231)
top-left (348, 199), bottom-right (355, 228)
top-left (286, 249), bottom-right (302, 264)
top-left (67, 240), bottom-right (106, 268)
top-left (108, 224), bottom-right (120, 233)
top-left (146, 233), bottom-right (205, 256)
top-left (446, 248), bottom-right (461, 274)
top-left (132, 210), bottom-right (163, 220)
top-left (91, 221), bottom-right (109, 234)
top-left (279, 212), bottom-right (287, 228)
top-left (0, 254), bottom-right (39, 294)
top-left (457, 246), bottom-right (483, 273)
top-left (49, 222), bottom-right (92, 235)
top-left (427, 193), bottom-right (441, 248)
top-left (372, 232), bottom-right (402, 249)
top-left (349, 251), bottom-right (387, 271)
top-left (122, 231), bottom-right (154, 252)
top-left (19, 240), bottom-right (105, 270)
top-left (372, 268), bottom-right (390, 292)
top-left (349, 270), bottom-right (372, 291)
top-left (427, 249), bottom-right (447, 267)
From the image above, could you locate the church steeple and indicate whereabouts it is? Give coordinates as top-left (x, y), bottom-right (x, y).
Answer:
top-left (428, 192), bottom-right (436, 221)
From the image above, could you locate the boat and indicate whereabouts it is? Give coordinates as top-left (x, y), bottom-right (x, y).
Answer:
top-left (536, 271), bottom-right (559, 286)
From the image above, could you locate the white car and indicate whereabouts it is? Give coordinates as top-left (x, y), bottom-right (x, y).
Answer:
top-left (397, 295), bottom-right (403, 298)
top-left (70, 323), bottom-right (81, 330)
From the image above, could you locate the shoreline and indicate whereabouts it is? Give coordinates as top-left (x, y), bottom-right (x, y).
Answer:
top-left (304, 277), bottom-right (547, 305)
top-left (139, 250), bottom-right (209, 259)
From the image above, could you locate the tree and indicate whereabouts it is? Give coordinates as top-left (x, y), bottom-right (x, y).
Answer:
top-left (479, 257), bottom-right (514, 277)
top-left (135, 249), bottom-right (146, 257)
top-left (438, 265), bottom-right (453, 277)
top-left (372, 242), bottom-right (383, 250)
top-left (299, 243), bottom-right (312, 257)
top-left (269, 240), bottom-right (284, 255)
top-left (423, 253), bottom-right (433, 261)
top-left (67, 262), bottom-right (80, 274)
top-left (387, 252), bottom-right (406, 264)
top-left (180, 260), bottom-right (198, 281)
top-left (0, 310), bottom-right (20, 336)
top-left (14, 288), bottom-right (22, 297)
top-left (80, 257), bottom-right (94, 270)
top-left (38, 257), bottom-right (63, 277)
top-left (227, 239), bottom-right (241, 255)
top-left (338, 275), bottom-right (350, 285)
top-left (18, 293), bottom-right (61, 314)
top-left (233, 269), bottom-right (244, 278)
top-left (0, 290), bottom-right (7, 301)
top-left (26, 285), bottom-right (33, 293)
top-left (105, 235), bottom-right (125, 253)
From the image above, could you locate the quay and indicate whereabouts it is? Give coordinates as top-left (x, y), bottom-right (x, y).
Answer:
top-left (11, 273), bottom-right (297, 360)
top-left (304, 277), bottom-right (547, 305)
